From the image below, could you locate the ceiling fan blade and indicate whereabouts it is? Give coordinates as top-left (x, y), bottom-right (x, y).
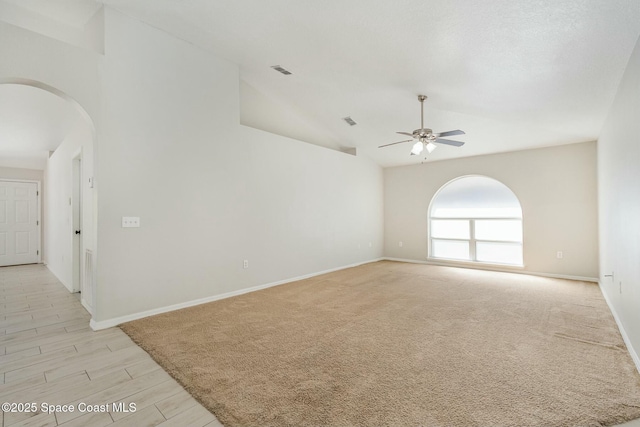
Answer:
top-left (435, 138), bottom-right (465, 147)
top-left (378, 139), bottom-right (414, 148)
top-left (396, 131), bottom-right (415, 137)
top-left (435, 129), bottom-right (465, 138)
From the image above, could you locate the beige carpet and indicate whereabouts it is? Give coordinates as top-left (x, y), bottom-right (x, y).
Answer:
top-left (120, 261), bottom-right (640, 427)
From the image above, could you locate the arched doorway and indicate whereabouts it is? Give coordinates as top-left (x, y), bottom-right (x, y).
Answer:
top-left (0, 78), bottom-right (97, 314)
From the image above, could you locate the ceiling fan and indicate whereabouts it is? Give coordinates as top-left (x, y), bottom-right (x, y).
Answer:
top-left (379, 95), bottom-right (465, 156)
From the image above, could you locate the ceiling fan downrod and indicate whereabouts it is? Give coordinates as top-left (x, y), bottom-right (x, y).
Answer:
top-left (418, 94), bottom-right (426, 130)
top-left (377, 94), bottom-right (466, 154)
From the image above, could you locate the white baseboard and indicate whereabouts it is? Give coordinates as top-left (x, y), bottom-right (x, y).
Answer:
top-left (81, 298), bottom-right (93, 316)
top-left (598, 283), bottom-right (640, 375)
top-left (523, 271), bottom-right (599, 283)
top-left (90, 257), bottom-right (384, 331)
top-left (383, 257), bottom-right (599, 282)
top-left (89, 256), bottom-right (602, 331)
top-left (45, 265), bottom-right (74, 292)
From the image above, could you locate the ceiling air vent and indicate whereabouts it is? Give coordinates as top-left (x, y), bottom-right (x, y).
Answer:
top-left (271, 65), bottom-right (292, 75)
top-left (343, 116), bottom-right (357, 126)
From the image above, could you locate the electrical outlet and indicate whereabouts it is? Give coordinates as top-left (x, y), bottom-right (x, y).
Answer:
top-left (556, 251), bottom-right (563, 259)
top-left (243, 260), bottom-right (249, 269)
top-left (369, 242), bottom-right (372, 247)
top-left (122, 217), bottom-right (140, 228)
top-left (399, 241), bottom-right (403, 247)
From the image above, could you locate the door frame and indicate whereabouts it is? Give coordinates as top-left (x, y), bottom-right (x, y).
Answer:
top-left (71, 149), bottom-right (83, 294)
top-left (0, 179), bottom-right (42, 265)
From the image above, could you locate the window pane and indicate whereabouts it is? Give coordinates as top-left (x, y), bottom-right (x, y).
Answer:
top-left (432, 239), bottom-right (470, 260)
top-left (431, 176), bottom-right (522, 219)
top-left (432, 207), bottom-right (522, 218)
top-left (475, 220), bottom-right (522, 242)
top-left (476, 242), bottom-right (523, 265)
top-left (431, 220), bottom-right (470, 239)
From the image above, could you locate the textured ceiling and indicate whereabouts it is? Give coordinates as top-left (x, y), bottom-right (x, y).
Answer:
top-left (8, 0), bottom-right (638, 167)
top-left (99, 0), bottom-right (640, 167)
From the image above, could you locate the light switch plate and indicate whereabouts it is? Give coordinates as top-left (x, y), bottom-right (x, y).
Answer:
top-left (122, 217), bottom-right (140, 228)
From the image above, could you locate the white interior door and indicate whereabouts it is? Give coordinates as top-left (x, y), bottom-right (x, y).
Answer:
top-left (0, 181), bottom-right (40, 267)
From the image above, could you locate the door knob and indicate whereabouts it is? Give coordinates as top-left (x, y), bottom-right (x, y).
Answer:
top-left (75, 230), bottom-right (81, 235)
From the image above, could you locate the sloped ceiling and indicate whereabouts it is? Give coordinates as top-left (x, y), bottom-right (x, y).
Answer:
top-left (2, 0), bottom-right (102, 28)
top-left (98, 0), bottom-right (640, 167)
top-left (10, 0), bottom-right (638, 167)
top-left (0, 0), bottom-right (101, 170)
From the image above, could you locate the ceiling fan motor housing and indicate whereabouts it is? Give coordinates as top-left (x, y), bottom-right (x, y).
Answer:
top-left (377, 94), bottom-right (465, 151)
top-left (414, 128), bottom-right (436, 140)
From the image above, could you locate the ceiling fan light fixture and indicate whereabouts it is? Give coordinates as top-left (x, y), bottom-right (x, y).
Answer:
top-left (377, 95), bottom-right (466, 155)
top-left (410, 141), bottom-right (424, 155)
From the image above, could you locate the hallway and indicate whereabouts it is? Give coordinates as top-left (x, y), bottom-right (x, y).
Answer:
top-left (0, 264), bottom-right (220, 427)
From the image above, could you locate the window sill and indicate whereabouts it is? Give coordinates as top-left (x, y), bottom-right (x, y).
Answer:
top-left (426, 257), bottom-right (525, 271)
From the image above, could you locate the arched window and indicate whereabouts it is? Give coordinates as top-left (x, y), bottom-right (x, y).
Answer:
top-left (429, 176), bottom-right (523, 266)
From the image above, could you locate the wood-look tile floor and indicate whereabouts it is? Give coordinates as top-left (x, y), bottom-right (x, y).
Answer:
top-left (0, 264), bottom-right (223, 427)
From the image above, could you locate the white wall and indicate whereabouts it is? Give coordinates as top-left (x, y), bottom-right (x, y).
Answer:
top-left (384, 142), bottom-right (599, 279)
top-left (598, 35), bottom-right (640, 365)
top-left (0, 154), bottom-right (47, 170)
top-left (240, 80), bottom-right (343, 151)
top-left (45, 118), bottom-right (95, 308)
top-left (0, 166), bottom-right (42, 181)
top-left (95, 9), bottom-right (384, 323)
top-left (0, 21), bottom-right (101, 120)
top-left (0, 19), bottom-right (100, 310)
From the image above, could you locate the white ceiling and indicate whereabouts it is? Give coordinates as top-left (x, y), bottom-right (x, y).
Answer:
top-left (97, 0), bottom-right (640, 167)
top-left (0, 0), bottom-right (96, 172)
top-left (0, 84), bottom-right (79, 163)
top-left (4, 1), bottom-right (639, 168)
top-left (2, 0), bottom-right (102, 28)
